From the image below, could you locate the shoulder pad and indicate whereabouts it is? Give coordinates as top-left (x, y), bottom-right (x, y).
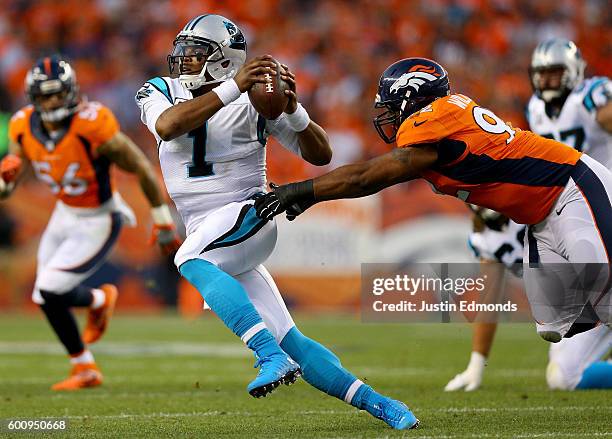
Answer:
top-left (141, 77), bottom-right (173, 104)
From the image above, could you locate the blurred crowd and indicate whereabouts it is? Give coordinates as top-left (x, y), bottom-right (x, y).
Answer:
top-left (0, 0), bottom-right (608, 217)
top-left (1, 0), bottom-right (610, 175)
top-left (0, 0), bottom-right (610, 308)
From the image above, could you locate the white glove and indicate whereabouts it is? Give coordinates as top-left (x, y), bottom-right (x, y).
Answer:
top-left (444, 351), bottom-right (486, 392)
top-left (0, 177), bottom-right (14, 199)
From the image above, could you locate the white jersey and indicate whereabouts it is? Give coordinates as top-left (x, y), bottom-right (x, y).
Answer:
top-left (468, 221), bottom-right (526, 276)
top-left (526, 76), bottom-right (612, 167)
top-left (136, 76), bottom-right (302, 235)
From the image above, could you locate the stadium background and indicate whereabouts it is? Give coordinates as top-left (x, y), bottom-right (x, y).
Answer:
top-left (0, 0), bottom-right (610, 314)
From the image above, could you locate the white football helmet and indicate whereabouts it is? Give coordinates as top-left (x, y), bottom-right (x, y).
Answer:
top-left (168, 14), bottom-right (247, 90)
top-left (529, 38), bottom-right (586, 102)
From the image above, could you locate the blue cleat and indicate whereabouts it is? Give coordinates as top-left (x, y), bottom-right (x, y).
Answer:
top-left (247, 353), bottom-right (301, 398)
top-left (362, 394), bottom-right (419, 430)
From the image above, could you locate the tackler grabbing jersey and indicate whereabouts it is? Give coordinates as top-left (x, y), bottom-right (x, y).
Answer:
top-left (255, 57), bottom-right (612, 344)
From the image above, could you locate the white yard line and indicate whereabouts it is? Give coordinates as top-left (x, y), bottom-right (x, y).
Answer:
top-left (25, 405), bottom-right (610, 419)
top-left (354, 367), bottom-right (542, 377)
top-left (407, 434), bottom-right (612, 439)
top-left (0, 341), bottom-right (250, 358)
top-left (4, 408), bottom-right (609, 438)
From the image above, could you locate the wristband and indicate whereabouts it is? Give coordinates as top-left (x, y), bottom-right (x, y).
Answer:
top-left (285, 103), bottom-right (310, 132)
top-left (151, 204), bottom-right (173, 225)
top-left (212, 79), bottom-right (242, 106)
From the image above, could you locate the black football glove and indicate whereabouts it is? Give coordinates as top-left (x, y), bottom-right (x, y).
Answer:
top-left (255, 181), bottom-right (316, 221)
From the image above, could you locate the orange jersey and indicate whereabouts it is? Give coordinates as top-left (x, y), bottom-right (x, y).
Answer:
top-left (396, 94), bottom-right (582, 224)
top-left (9, 102), bottom-right (119, 208)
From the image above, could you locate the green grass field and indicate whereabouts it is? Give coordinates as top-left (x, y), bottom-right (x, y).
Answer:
top-left (0, 313), bottom-right (610, 438)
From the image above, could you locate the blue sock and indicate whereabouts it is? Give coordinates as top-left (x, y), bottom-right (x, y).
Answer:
top-left (576, 361), bottom-right (612, 389)
top-left (351, 383), bottom-right (377, 409)
top-left (280, 326), bottom-right (363, 403)
top-left (180, 259), bottom-right (283, 358)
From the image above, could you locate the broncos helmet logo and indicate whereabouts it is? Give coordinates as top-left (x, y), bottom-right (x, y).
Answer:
top-left (389, 71), bottom-right (440, 95)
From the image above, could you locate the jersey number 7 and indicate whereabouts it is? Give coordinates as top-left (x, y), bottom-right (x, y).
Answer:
top-left (541, 128), bottom-right (585, 152)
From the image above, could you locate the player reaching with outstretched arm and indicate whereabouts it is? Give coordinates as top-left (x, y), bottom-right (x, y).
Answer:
top-left (255, 56), bottom-right (612, 344)
top-left (136, 14), bottom-right (418, 430)
top-left (446, 39), bottom-right (612, 392)
top-left (0, 55), bottom-right (181, 390)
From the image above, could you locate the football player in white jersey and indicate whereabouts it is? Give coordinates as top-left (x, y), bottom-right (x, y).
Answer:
top-left (526, 38), bottom-right (612, 165)
top-left (445, 39), bottom-right (612, 392)
top-left (445, 207), bottom-right (612, 391)
top-left (136, 14), bottom-right (418, 430)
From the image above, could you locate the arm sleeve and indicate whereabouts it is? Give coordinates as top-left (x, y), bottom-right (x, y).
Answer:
top-left (135, 82), bottom-right (173, 143)
top-left (265, 114), bottom-right (302, 157)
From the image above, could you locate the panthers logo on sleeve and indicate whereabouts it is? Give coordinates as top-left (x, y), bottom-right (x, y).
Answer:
top-left (8, 102), bottom-right (120, 208)
top-left (136, 83), bottom-right (154, 102)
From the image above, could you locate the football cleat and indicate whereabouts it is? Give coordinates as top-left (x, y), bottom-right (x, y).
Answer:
top-left (247, 353), bottom-right (301, 398)
top-left (362, 394), bottom-right (419, 430)
top-left (82, 284), bottom-right (118, 344)
top-left (51, 363), bottom-right (103, 391)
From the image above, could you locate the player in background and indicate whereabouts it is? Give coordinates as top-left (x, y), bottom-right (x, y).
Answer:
top-left (255, 56), bottom-right (612, 344)
top-left (445, 39), bottom-right (612, 392)
top-left (445, 206), bottom-right (612, 391)
top-left (136, 14), bottom-right (418, 430)
top-left (526, 39), bottom-right (612, 166)
top-left (0, 55), bottom-right (181, 390)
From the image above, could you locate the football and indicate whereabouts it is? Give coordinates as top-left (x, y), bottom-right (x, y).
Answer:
top-left (248, 58), bottom-right (289, 120)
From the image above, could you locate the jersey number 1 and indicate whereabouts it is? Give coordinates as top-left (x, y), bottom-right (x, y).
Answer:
top-left (188, 124), bottom-right (214, 177)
